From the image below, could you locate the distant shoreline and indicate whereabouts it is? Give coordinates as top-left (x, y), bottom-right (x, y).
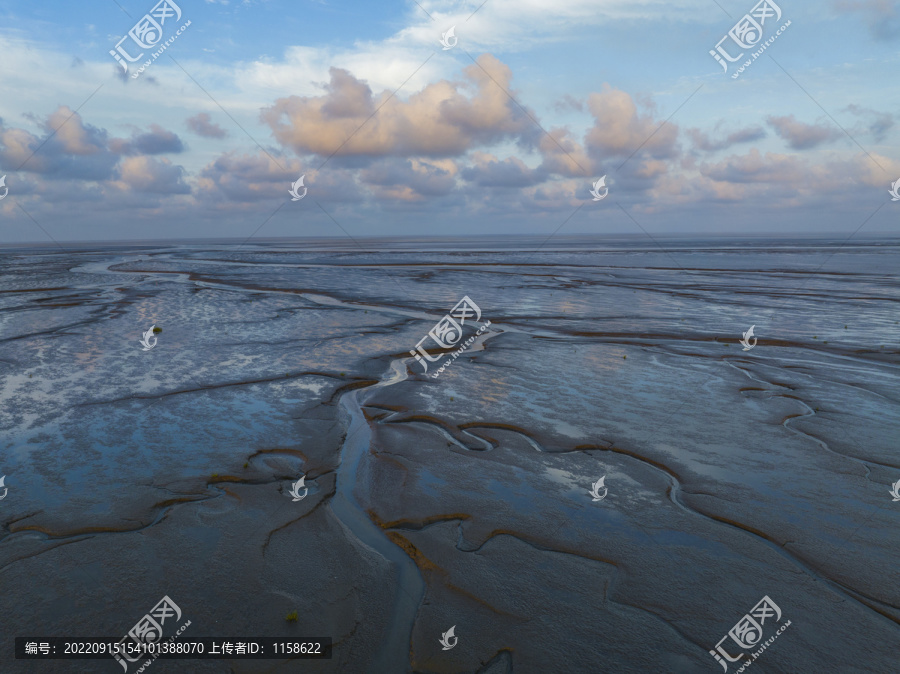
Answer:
top-left (2, 233), bottom-right (899, 251)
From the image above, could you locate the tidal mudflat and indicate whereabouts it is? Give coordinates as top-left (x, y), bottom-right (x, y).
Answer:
top-left (0, 237), bottom-right (898, 673)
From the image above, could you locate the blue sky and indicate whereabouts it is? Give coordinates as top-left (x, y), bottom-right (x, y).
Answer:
top-left (0, 0), bottom-right (898, 242)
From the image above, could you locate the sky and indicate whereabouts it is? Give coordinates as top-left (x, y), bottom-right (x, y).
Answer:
top-left (0, 0), bottom-right (898, 243)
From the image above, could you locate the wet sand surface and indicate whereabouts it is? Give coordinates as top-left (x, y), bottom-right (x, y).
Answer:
top-left (0, 237), bottom-right (898, 672)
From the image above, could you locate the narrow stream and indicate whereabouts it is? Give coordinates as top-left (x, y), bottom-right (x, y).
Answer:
top-left (332, 358), bottom-right (425, 673)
